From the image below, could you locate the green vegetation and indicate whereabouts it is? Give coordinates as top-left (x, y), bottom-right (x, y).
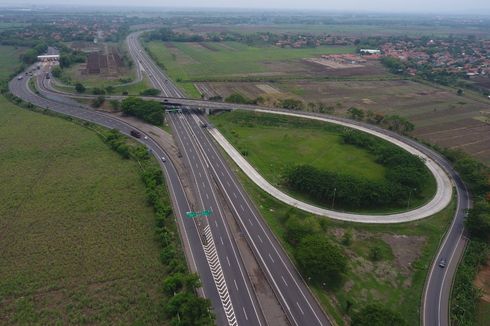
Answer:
top-left (218, 144), bottom-right (456, 325)
top-left (121, 97), bottom-right (165, 125)
top-left (351, 304), bottom-right (407, 326)
top-left (145, 40), bottom-right (354, 97)
top-left (140, 88), bottom-right (161, 96)
top-left (0, 46), bottom-right (26, 81)
top-left (102, 130), bottom-right (214, 326)
top-left (295, 234), bottom-right (347, 285)
top-left (225, 92), bottom-right (259, 105)
top-left (0, 97), bottom-right (164, 324)
top-left (448, 147), bottom-right (490, 326)
top-left (210, 110), bottom-right (435, 212)
top-left (451, 240), bottom-right (489, 326)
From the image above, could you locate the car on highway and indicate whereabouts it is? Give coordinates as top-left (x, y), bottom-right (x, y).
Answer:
top-left (439, 259), bottom-right (447, 268)
top-left (143, 135), bottom-right (148, 140)
top-left (161, 156), bottom-right (166, 162)
top-left (17, 75), bottom-right (23, 80)
top-left (130, 130), bottom-right (141, 138)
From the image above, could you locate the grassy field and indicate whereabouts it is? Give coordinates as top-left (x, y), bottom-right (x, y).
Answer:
top-left (145, 40), bottom-right (354, 82)
top-left (0, 46), bottom-right (25, 80)
top-left (209, 110), bottom-right (436, 213)
top-left (0, 95), bottom-right (169, 324)
top-left (52, 76), bottom-right (153, 96)
top-left (217, 140), bottom-right (455, 325)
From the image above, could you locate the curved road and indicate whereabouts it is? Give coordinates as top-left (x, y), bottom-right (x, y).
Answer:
top-left (11, 31), bottom-right (472, 326)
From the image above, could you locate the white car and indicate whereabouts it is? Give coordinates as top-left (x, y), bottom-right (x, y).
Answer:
top-left (161, 157), bottom-right (166, 162)
top-left (143, 135), bottom-right (148, 140)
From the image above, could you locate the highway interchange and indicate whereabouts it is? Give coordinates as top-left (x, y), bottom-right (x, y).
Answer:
top-left (9, 31), bottom-right (472, 326)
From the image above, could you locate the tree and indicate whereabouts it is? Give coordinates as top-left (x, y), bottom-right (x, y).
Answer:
top-left (105, 85), bottom-right (115, 94)
top-left (51, 66), bottom-right (62, 78)
top-left (92, 87), bottom-right (106, 95)
top-left (295, 235), bottom-right (347, 285)
top-left (109, 100), bottom-right (120, 110)
top-left (75, 83), bottom-right (86, 93)
top-left (457, 88), bottom-right (464, 96)
top-left (465, 200), bottom-right (490, 242)
top-left (91, 96), bottom-right (105, 108)
top-left (347, 107), bottom-right (365, 120)
top-left (280, 98), bottom-right (304, 110)
top-left (225, 92), bottom-right (251, 104)
top-left (164, 292), bottom-right (214, 326)
top-left (352, 304), bottom-right (406, 326)
top-left (140, 88), bottom-right (161, 96)
top-left (383, 115), bottom-right (415, 133)
top-left (285, 216), bottom-right (321, 245)
top-left (121, 97), bottom-right (164, 125)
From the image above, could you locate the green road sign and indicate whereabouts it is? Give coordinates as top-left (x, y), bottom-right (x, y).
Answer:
top-left (185, 210), bottom-right (213, 218)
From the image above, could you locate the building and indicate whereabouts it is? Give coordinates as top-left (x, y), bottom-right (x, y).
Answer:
top-left (360, 49), bottom-right (381, 55)
top-left (37, 54), bottom-right (60, 62)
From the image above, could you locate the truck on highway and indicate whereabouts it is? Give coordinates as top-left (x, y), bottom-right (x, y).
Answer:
top-left (130, 130), bottom-right (141, 138)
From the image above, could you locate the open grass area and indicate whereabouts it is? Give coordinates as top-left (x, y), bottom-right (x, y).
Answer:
top-left (218, 146), bottom-right (455, 325)
top-left (0, 96), bottom-right (168, 324)
top-left (146, 40), bottom-right (355, 81)
top-left (52, 76), bottom-right (153, 96)
top-left (209, 110), bottom-right (436, 213)
top-left (0, 46), bottom-right (25, 80)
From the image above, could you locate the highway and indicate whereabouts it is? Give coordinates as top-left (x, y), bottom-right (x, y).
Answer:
top-left (9, 72), bottom-right (263, 326)
top-left (10, 30), bottom-right (473, 326)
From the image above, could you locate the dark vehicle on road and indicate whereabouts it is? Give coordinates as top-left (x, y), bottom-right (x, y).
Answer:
top-left (130, 130), bottom-right (141, 138)
top-left (45, 74), bottom-right (50, 79)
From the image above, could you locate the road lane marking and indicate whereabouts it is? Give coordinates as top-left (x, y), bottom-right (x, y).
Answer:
top-left (296, 302), bottom-right (304, 315)
top-left (233, 192), bottom-right (237, 199)
top-left (234, 279), bottom-right (239, 291)
top-left (257, 234), bottom-right (263, 243)
top-left (281, 275), bottom-right (288, 287)
top-left (243, 307), bottom-right (249, 321)
top-left (226, 256), bottom-right (231, 266)
top-left (248, 218), bottom-right (253, 226)
top-left (215, 220), bottom-right (218, 228)
top-left (220, 236), bottom-right (224, 245)
top-left (240, 204), bottom-right (244, 211)
top-left (269, 253), bottom-right (275, 263)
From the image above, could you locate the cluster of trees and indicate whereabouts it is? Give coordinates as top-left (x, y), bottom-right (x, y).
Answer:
top-left (346, 107), bottom-right (415, 134)
top-left (446, 146), bottom-right (489, 325)
top-left (224, 92), bottom-right (260, 105)
top-left (146, 28), bottom-right (205, 42)
top-left (121, 97), bottom-right (165, 125)
top-left (140, 88), bottom-right (161, 96)
top-left (91, 96), bottom-right (105, 108)
top-left (351, 304), bottom-right (407, 326)
top-left (283, 214), bottom-right (347, 286)
top-left (279, 98), bottom-right (304, 110)
top-left (20, 42), bottom-right (47, 64)
top-left (102, 130), bottom-right (214, 325)
top-left (284, 130), bottom-right (429, 210)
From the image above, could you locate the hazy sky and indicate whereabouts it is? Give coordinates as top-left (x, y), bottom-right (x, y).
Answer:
top-left (4, 0), bottom-right (490, 14)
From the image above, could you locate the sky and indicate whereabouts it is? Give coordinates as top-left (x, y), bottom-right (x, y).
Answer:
top-left (2, 0), bottom-right (490, 14)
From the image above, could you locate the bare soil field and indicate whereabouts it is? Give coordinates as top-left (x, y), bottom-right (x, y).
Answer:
top-left (198, 81), bottom-right (284, 99)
